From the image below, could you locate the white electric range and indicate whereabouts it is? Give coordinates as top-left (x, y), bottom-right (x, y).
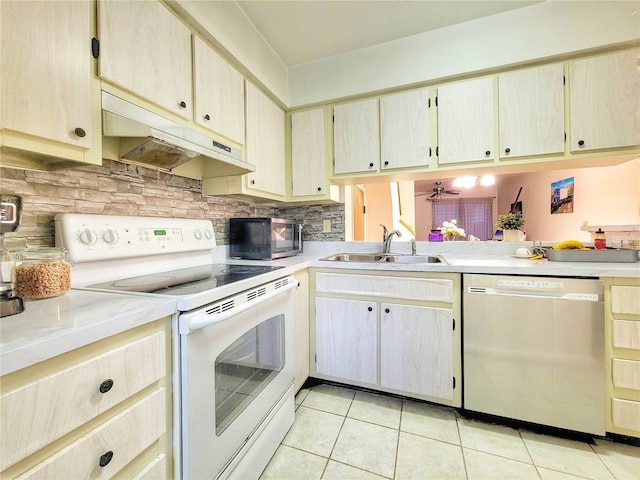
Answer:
top-left (55, 213), bottom-right (297, 480)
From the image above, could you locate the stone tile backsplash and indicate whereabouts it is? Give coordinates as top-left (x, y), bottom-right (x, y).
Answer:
top-left (0, 159), bottom-right (345, 250)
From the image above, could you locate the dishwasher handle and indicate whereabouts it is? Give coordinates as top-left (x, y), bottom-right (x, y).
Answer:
top-left (467, 286), bottom-right (600, 301)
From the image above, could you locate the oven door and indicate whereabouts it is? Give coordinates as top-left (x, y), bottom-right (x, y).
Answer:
top-left (179, 278), bottom-right (296, 480)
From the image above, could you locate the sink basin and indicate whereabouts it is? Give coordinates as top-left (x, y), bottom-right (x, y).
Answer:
top-left (320, 253), bottom-right (386, 262)
top-left (320, 253), bottom-right (446, 264)
top-left (382, 255), bottom-right (445, 264)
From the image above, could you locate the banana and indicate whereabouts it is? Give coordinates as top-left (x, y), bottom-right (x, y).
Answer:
top-left (552, 240), bottom-right (589, 250)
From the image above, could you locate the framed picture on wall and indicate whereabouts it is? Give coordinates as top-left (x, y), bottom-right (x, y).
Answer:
top-left (551, 177), bottom-right (574, 214)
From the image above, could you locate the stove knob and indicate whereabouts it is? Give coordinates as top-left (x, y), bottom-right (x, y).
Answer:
top-left (194, 229), bottom-right (202, 240)
top-left (102, 229), bottom-right (118, 245)
top-left (78, 228), bottom-right (97, 246)
top-left (204, 230), bottom-right (213, 240)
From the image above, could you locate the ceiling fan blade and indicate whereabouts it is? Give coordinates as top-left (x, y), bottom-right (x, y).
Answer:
top-left (445, 190), bottom-right (460, 195)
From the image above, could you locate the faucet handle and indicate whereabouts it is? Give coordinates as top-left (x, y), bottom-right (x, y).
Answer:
top-left (411, 238), bottom-right (416, 256)
top-left (379, 224), bottom-right (389, 241)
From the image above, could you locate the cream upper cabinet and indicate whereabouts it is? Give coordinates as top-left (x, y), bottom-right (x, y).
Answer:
top-left (569, 50), bottom-right (640, 152)
top-left (98, 0), bottom-right (192, 120)
top-left (499, 64), bottom-right (565, 158)
top-left (380, 88), bottom-right (431, 169)
top-left (291, 108), bottom-right (327, 196)
top-left (0, 0), bottom-right (92, 149)
top-left (334, 99), bottom-right (380, 174)
top-left (192, 36), bottom-right (245, 145)
top-left (437, 76), bottom-right (495, 164)
top-left (245, 83), bottom-right (286, 197)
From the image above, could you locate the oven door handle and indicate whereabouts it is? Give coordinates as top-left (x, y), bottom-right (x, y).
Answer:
top-left (183, 278), bottom-right (297, 333)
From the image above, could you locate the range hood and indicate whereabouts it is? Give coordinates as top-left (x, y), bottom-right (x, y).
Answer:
top-left (101, 91), bottom-right (255, 175)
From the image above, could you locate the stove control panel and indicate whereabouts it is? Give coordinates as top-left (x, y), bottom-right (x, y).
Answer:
top-left (54, 214), bottom-right (217, 263)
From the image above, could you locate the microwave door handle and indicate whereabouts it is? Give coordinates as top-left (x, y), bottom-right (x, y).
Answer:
top-left (298, 224), bottom-right (303, 252)
top-left (182, 279), bottom-right (297, 333)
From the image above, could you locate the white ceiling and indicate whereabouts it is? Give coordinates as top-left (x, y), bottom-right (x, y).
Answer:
top-left (235, 0), bottom-right (543, 66)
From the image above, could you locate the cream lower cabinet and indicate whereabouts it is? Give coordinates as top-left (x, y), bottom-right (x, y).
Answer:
top-left (294, 271), bottom-right (311, 392)
top-left (604, 278), bottom-right (640, 438)
top-left (312, 270), bottom-right (461, 407)
top-left (0, 320), bottom-right (172, 479)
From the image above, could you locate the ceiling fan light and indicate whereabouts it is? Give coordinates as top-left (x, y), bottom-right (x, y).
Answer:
top-left (480, 174), bottom-right (495, 186)
top-left (453, 176), bottom-right (477, 188)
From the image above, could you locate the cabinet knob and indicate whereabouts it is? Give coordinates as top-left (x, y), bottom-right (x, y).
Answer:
top-left (385, 308), bottom-right (390, 313)
top-left (367, 306), bottom-right (373, 312)
top-left (317, 187), bottom-right (322, 192)
top-left (204, 114), bottom-right (210, 121)
top-left (505, 148), bottom-right (511, 154)
top-left (99, 450), bottom-right (114, 467)
top-left (250, 179), bottom-right (256, 185)
top-left (384, 161), bottom-right (389, 166)
top-left (368, 162), bottom-right (374, 168)
top-left (179, 101), bottom-right (187, 108)
top-left (99, 379), bottom-right (114, 393)
top-left (578, 140), bottom-right (585, 146)
top-left (485, 150), bottom-right (491, 156)
top-left (74, 127), bottom-right (86, 138)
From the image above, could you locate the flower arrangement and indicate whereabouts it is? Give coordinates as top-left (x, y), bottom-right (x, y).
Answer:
top-left (439, 219), bottom-right (466, 241)
top-left (496, 212), bottom-right (526, 230)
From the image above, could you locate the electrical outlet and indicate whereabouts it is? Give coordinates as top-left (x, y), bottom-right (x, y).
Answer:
top-left (323, 219), bottom-right (331, 233)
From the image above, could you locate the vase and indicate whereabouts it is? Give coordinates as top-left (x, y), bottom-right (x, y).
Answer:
top-left (503, 229), bottom-right (525, 241)
top-left (444, 233), bottom-right (457, 241)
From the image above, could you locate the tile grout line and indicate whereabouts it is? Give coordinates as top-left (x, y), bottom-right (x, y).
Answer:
top-left (318, 389), bottom-right (353, 479)
top-left (455, 416), bottom-right (470, 480)
top-left (588, 442), bottom-right (619, 480)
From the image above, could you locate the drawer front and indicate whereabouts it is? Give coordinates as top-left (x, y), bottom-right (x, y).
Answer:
top-left (316, 273), bottom-right (453, 303)
top-left (613, 319), bottom-right (640, 351)
top-left (1, 332), bottom-right (165, 470)
top-left (611, 286), bottom-right (640, 315)
top-left (612, 398), bottom-right (640, 433)
top-left (17, 388), bottom-right (165, 479)
top-left (613, 358), bottom-right (640, 390)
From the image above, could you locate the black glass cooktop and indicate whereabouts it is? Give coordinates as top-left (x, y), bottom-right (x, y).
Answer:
top-left (87, 264), bottom-right (284, 296)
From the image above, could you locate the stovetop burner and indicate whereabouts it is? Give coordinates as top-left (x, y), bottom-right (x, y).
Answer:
top-left (87, 263), bottom-right (284, 295)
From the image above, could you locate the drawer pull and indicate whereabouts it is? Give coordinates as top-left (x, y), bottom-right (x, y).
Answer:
top-left (99, 450), bottom-right (114, 467)
top-left (99, 379), bottom-right (114, 393)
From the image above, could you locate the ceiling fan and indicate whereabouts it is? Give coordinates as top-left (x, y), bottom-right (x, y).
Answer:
top-left (415, 182), bottom-right (461, 201)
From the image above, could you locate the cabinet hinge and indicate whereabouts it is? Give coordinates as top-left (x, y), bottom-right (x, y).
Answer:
top-left (436, 146), bottom-right (439, 157)
top-left (428, 98), bottom-right (431, 108)
top-left (564, 132), bottom-right (567, 143)
top-left (452, 318), bottom-right (455, 331)
top-left (563, 75), bottom-right (566, 85)
top-left (91, 38), bottom-right (100, 59)
top-left (435, 96), bottom-right (438, 107)
top-left (453, 377), bottom-right (456, 389)
top-left (314, 354), bottom-right (317, 364)
top-left (332, 114), bottom-right (335, 123)
top-left (363, 205), bottom-right (366, 214)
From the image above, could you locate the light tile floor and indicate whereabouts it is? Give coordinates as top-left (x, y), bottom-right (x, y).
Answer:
top-left (260, 384), bottom-right (640, 480)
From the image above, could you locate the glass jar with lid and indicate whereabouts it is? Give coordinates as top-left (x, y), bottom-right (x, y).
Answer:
top-left (14, 247), bottom-right (71, 300)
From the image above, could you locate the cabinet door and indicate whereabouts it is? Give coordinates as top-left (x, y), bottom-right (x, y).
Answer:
top-left (570, 50), bottom-right (640, 151)
top-left (193, 36), bottom-right (245, 145)
top-left (0, 1), bottom-right (91, 148)
top-left (98, 0), bottom-right (192, 120)
top-left (499, 64), bottom-right (565, 158)
top-left (380, 89), bottom-right (430, 169)
top-left (245, 83), bottom-right (286, 196)
top-left (334, 99), bottom-right (380, 174)
top-left (437, 77), bottom-right (495, 164)
top-left (315, 297), bottom-right (377, 384)
top-left (380, 304), bottom-right (453, 400)
top-left (291, 108), bottom-right (326, 196)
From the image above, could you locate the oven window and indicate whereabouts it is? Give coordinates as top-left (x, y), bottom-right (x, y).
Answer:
top-left (215, 314), bottom-right (285, 435)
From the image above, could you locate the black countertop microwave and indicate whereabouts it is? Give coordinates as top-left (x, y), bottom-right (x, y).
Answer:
top-left (229, 218), bottom-right (303, 260)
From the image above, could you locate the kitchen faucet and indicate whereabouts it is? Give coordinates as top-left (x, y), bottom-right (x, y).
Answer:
top-left (380, 224), bottom-right (402, 253)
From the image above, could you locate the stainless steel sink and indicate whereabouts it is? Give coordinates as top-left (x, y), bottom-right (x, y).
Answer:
top-left (320, 253), bottom-right (446, 264)
top-left (382, 255), bottom-right (445, 264)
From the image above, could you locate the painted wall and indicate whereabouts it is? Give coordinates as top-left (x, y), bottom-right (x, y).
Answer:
top-left (497, 159), bottom-right (640, 242)
top-left (288, 1), bottom-right (640, 106)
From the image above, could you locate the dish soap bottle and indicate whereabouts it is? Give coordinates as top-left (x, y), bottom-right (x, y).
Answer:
top-left (594, 228), bottom-right (606, 250)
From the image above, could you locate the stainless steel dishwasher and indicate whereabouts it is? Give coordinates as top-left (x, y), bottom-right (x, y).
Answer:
top-left (463, 274), bottom-right (604, 435)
